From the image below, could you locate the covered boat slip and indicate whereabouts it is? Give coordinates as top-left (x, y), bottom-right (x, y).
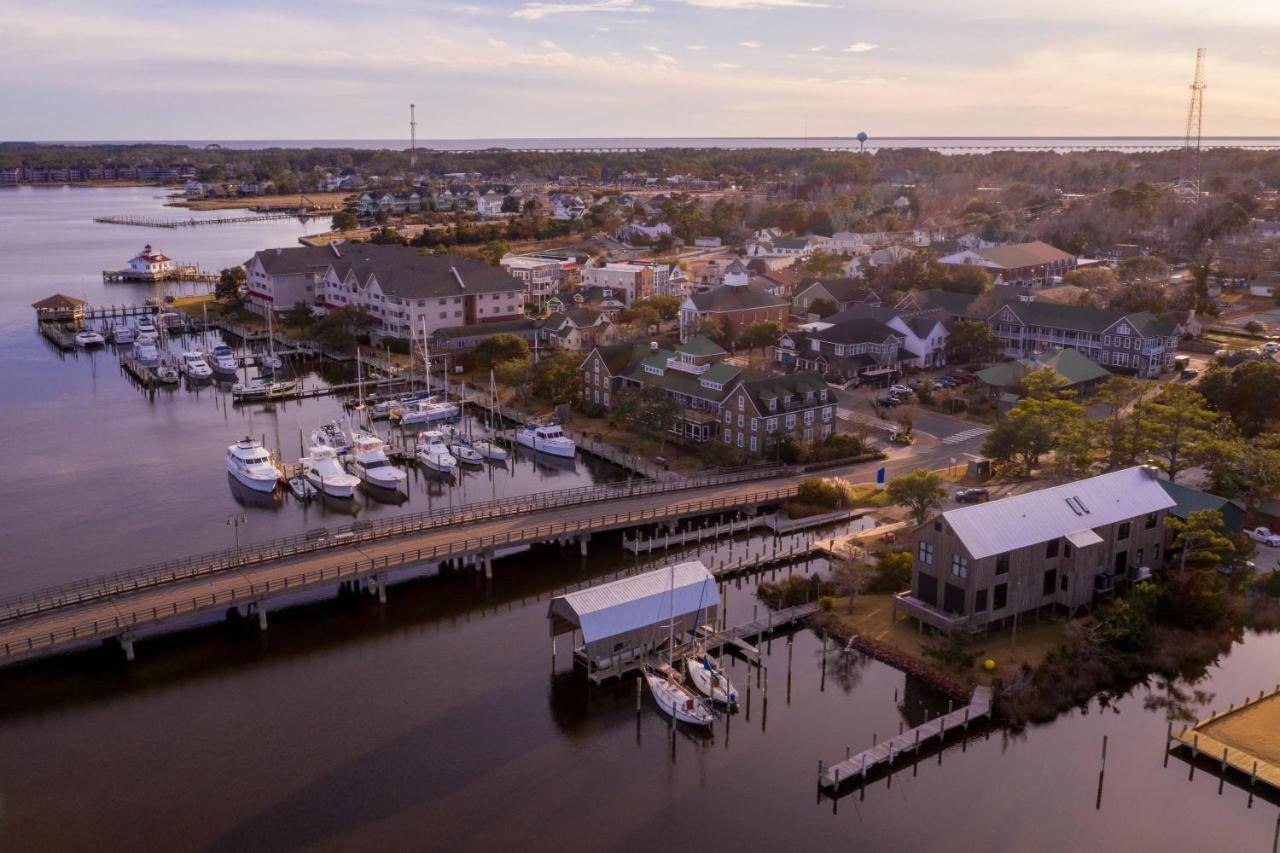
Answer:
top-left (548, 561), bottom-right (720, 684)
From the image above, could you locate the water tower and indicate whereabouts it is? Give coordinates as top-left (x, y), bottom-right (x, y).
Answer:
top-left (856, 131), bottom-right (868, 153)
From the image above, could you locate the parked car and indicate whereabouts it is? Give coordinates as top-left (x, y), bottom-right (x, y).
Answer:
top-left (951, 371), bottom-right (977, 384)
top-left (954, 488), bottom-right (989, 504)
top-left (935, 377), bottom-right (959, 388)
top-left (1246, 527), bottom-right (1280, 547)
top-left (1180, 368), bottom-right (1199, 380)
top-left (888, 384), bottom-right (913, 396)
top-left (876, 395), bottom-right (901, 407)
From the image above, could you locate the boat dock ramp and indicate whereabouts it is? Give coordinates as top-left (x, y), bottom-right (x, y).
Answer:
top-left (818, 685), bottom-right (994, 791)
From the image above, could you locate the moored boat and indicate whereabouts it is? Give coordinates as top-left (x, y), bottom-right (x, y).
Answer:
top-left (111, 324), bottom-right (136, 344)
top-left (515, 421), bottom-right (576, 458)
top-left (209, 343), bottom-right (238, 373)
top-left (181, 351), bottom-right (213, 380)
top-left (415, 429), bottom-right (457, 473)
top-left (75, 329), bottom-right (106, 347)
top-left (349, 432), bottom-right (408, 490)
top-left (644, 664), bottom-right (716, 727)
top-left (685, 651), bottom-right (739, 706)
top-left (226, 437), bottom-right (281, 492)
top-left (472, 439), bottom-right (508, 461)
top-left (301, 445), bottom-right (360, 498)
top-left (288, 475), bottom-right (317, 501)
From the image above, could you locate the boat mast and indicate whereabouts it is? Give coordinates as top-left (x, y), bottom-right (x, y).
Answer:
top-left (668, 562), bottom-right (676, 667)
top-left (421, 317), bottom-right (432, 396)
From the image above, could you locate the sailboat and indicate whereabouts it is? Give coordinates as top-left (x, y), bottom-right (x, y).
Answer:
top-left (685, 652), bottom-right (739, 706)
top-left (471, 369), bottom-right (509, 461)
top-left (644, 564), bottom-right (715, 727)
top-left (231, 308), bottom-right (296, 400)
top-left (398, 319), bottom-right (459, 423)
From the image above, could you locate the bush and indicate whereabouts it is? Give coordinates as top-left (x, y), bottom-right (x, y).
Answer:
top-left (1265, 570), bottom-right (1280, 599)
top-left (803, 433), bottom-right (863, 463)
top-left (868, 551), bottom-right (912, 593)
top-left (758, 576), bottom-right (828, 608)
top-left (795, 477), bottom-right (846, 509)
top-left (699, 442), bottom-right (750, 468)
top-left (382, 336), bottom-right (411, 355)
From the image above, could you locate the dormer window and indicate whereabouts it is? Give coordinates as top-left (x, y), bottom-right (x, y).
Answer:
top-left (768, 399), bottom-right (776, 412)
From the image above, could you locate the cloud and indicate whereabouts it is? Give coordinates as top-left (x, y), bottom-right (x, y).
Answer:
top-left (738, 41), bottom-right (761, 48)
top-left (512, 0), bottom-right (653, 21)
top-left (687, 44), bottom-right (705, 51)
top-left (715, 62), bottom-right (742, 69)
top-left (843, 42), bottom-right (879, 52)
top-left (656, 54), bottom-right (678, 63)
top-left (808, 45), bottom-right (825, 52)
top-left (487, 37), bottom-right (508, 47)
top-left (646, 45), bottom-right (662, 51)
top-left (680, 0), bottom-right (828, 8)
top-left (538, 39), bottom-right (560, 49)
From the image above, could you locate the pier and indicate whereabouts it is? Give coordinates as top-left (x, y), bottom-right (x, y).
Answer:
top-left (93, 210), bottom-right (339, 228)
top-left (622, 509), bottom-right (867, 554)
top-left (819, 686), bottom-right (994, 790)
top-left (103, 264), bottom-right (219, 284)
top-left (1167, 684), bottom-right (1280, 797)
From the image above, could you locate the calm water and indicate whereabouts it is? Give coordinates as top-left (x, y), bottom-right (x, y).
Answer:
top-left (1, 188), bottom-right (1279, 852)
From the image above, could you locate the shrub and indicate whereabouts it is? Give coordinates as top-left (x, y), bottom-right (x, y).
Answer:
top-left (758, 576), bottom-right (828, 608)
top-left (796, 477), bottom-right (846, 509)
top-left (868, 550), bottom-right (912, 593)
top-left (382, 336), bottom-right (411, 355)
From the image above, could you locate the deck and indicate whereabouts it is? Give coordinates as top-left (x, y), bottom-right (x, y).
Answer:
top-left (1168, 685), bottom-right (1280, 794)
top-left (819, 686), bottom-right (994, 789)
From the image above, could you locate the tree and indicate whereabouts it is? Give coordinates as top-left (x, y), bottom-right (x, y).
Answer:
top-left (493, 358), bottom-right (532, 401)
top-left (690, 315), bottom-right (734, 348)
top-left (308, 305), bottom-right (373, 352)
top-left (530, 349), bottom-right (581, 405)
top-left (981, 368), bottom-right (1086, 477)
top-left (946, 318), bottom-right (999, 365)
top-left (938, 265), bottom-right (991, 295)
top-left (802, 250), bottom-right (846, 277)
top-left (885, 469), bottom-right (947, 525)
top-left (367, 226), bottom-right (406, 245)
top-left (1064, 267), bottom-right (1118, 291)
top-left (831, 560), bottom-right (872, 613)
top-left (1109, 280), bottom-right (1168, 314)
top-left (500, 195), bottom-right (520, 213)
top-left (1117, 256), bottom-right (1169, 283)
top-left (736, 320), bottom-right (783, 366)
top-left (1136, 384), bottom-right (1218, 483)
top-left (617, 305), bottom-right (660, 330)
top-left (609, 386), bottom-right (680, 452)
top-left (631, 295), bottom-right (680, 322)
top-left (332, 210), bottom-right (358, 232)
top-left (807, 297), bottom-right (837, 318)
top-left (216, 266), bottom-right (246, 303)
top-left (1168, 509), bottom-right (1235, 573)
top-left (281, 301), bottom-right (314, 330)
top-left (468, 333), bottom-right (529, 371)
top-left (1092, 376), bottom-right (1143, 470)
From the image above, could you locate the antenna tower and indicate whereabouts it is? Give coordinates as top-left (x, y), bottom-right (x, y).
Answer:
top-left (410, 103), bottom-right (417, 172)
top-left (1178, 48), bottom-right (1206, 202)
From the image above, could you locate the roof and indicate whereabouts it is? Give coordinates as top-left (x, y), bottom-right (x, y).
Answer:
top-left (547, 560), bottom-right (718, 644)
top-left (680, 335), bottom-right (728, 357)
top-left (32, 293), bottom-right (87, 310)
top-left (432, 317), bottom-right (540, 340)
top-left (688, 283), bottom-right (788, 313)
top-left (942, 466), bottom-right (1175, 561)
top-left (247, 243), bottom-right (345, 276)
top-left (975, 241), bottom-right (1073, 270)
top-left (329, 244), bottom-right (523, 300)
top-left (735, 371), bottom-right (830, 411)
top-left (976, 347), bottom-right (1111, 389)
top-left (801, 316), bottom-right (901, 346)
top-left (993, 300), bottom-right (1127, 334)
top-left (903, 289), bottom-right (981, 318)
top-left (1158, 481), bottom-right (1244, 530)
top-left (796, 277), bottom-right (883, 305)
top-left (586, 342), bottom-right (649, 374)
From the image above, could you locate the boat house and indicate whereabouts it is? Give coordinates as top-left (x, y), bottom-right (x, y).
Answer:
top-left (547, 561), bottom-right (719, 684)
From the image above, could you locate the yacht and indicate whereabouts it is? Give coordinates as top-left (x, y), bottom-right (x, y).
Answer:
top-left (181, 351), bottom-right (213, 380)
top-left (135, 315), bottom-right (157, 336)
top-left (372, 391), bottom-right (429, 420)
top-left (449, 439), bottom-right (484, 467)
top-left (515, 422), bottom-right (576, 458)
top-left (231, 377), bottom-right (298, 402)
top-left (209, 343), bottom-right (238, 373)
top-left (311, 421), bottom-right (352, 456)
top-left (111, 324), bottom-right (136, 344)
top-left (225, 437), bottom-right (281, 493)
top-left (302, 445), bottom-right (360, 498)
top-left (134, 335), bottom-right (160, 365)
top-left (471, 438), bottom-right (508, 462)
top-left (348, 432), bottom-right (408, 491)
top-left (398, 396), bottom-right (459, 425)
top-left (415, 430), bottom-right (457, 474)
top-left (74, 329), bottom-right (106, 348)
top-left (155, 364), bottom-right (180, 384)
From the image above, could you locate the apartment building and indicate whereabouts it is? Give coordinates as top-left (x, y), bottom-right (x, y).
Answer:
top-left (988, 301), bottom-right (1180, 377)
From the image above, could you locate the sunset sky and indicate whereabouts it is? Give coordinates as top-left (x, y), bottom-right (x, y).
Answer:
top-left (3, 0), bottom-right (1278, 140)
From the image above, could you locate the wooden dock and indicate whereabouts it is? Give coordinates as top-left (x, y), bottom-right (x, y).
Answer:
top-left (1168, 684), bottom-right (1280, 794)
top-left (93, 210), bottom-right (338, 228)
top-left (103, 264), bottom-right (218, 284)
top-left (819, 686), bottom-right (994, 789)
top-left (38, 321), bottom-right (76, 350)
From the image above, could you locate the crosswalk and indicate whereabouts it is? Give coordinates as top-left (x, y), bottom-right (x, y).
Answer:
top-left (941, 426), bottom-right (993, 446)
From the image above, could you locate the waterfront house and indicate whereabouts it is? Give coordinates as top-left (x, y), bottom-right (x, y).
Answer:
top-left (244, 244), bottom-right (345, 316)
top-left (719, 371), bottom-right (835, 452)
top-left (430, 317), bottom-right (547, 360)
top-left (895, 466), bottom-right (1175, 635)
top-left (31, 293), bottom-right (87, 324)
top-left (791, 277), bottom-right (885, 316)
top-left (545, 308), bottom-right (609, 351)
top-left (126, 244), bottom-right (176, 281)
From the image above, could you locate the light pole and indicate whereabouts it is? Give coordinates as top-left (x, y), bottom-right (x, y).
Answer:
top-left (227, 514), bottom-right (247, 550)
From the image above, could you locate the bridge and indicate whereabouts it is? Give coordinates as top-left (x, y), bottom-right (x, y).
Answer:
top-left (0, 467), bottom-right (804, 669)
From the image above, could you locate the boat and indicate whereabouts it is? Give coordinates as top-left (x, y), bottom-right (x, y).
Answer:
top-left (75, 329), bottom-right (106, 347)
top-left (472, 439), bottom-right (508, 462)
top-left (371, 391), bottom-right (430, 420)
top-left (349, 432), bottom-right (408, 490)
top-left (231, 377), bottom-right (298, 402)
top-left (260, 353), bottom-right (283, 371)
top-left (225, 437), bottom-right (281, 493)
top-left (135, 316), bottom-right (157, 336)
top-left (181, 351), bottom-right (213, 380)
top-left (415, 429), bottom-right (457, 473)
top-left (645, 663), bottom-right (716, 727)
top-left (449, 438), bottom-right (484, 466)
top-left (111, 324), bottom-right (136, 344)
top-left (209, 343), bottom-right (238, 373)
top-left (685, 651), bottom-right (739, 706)
top-left (134, 334), bottom-right (160, 365)
top-left (311, 421), bottom-right (352, 456)
top-left (398, 396), bottom-right (459, 424)
top-left (155, 364), bottom-right (180, 384)
top-left (515, 422), bottom-right (576, 458)
top-left (287, 475), bottom-right (317, 501)
top-left (301, 445), bottom-right (360, 498)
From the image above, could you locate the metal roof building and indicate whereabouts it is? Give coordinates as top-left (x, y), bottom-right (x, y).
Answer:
top-left (548, 561), bottom-right (719, 683)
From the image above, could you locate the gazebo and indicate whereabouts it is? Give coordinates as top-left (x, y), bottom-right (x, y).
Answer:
top-left (31, 293), bottom-right (87, 324)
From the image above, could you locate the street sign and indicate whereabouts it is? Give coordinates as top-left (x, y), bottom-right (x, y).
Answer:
top-left (875, 466), bottom-right (886, 490)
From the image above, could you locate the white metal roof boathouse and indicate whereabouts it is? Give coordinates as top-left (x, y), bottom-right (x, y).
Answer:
top-left (548, 560), bottom-right (720, 684)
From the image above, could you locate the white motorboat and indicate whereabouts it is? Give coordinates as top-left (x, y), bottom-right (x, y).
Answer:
top-left (349, 432), bottom-right (408, 490)
top-left (231, 377), bottom-right (298, 402)
top-left (135, 316), bottom-right (157, 336)
top-left (225, 437), bottom-right (281, 493)
top-left (515, 422), bottom-right (576, 458)
top-left (302, 445), bottom-right (360, 498)
top-left (209, 343), bottom-right (238, 373)
top-left (111, 324), bottom-right (136, 344)
top-left (398, 397), bottom-right (460, 424)
top-left (134, 335), bottom-right (161, 365)
top-left (472, 439), bottom-right (508, 461)
top-left (155, 365), bottom-right (180, 384)
top-left (415, 430), bottom-right (457, 473)
top-left (75, 329), bottom-right (106, 347)
top-left (311, 421), bottom-right (352, 456)
top-left (181, 351), bottom-right (213, 380)
top-left (685, 651), bottom-right (739, 706)
top-left (288, 475), bottom-right (317, 501)
top-left (449, 439), bottom-right (483, 466)
top-left (644, 664), bottom-right (716, 727)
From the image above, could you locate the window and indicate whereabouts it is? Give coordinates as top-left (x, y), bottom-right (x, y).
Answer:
top-left (951, 554), bottom-right (968, 579)
top-left (1064, 542), bottom-right (1073, 559)
top-left (1046, 539), bottom-right (1059, 558)
top-left (917, 541), bottom-right (934, 566)
top-left (996, 553), bottom-right (1009, 575)
top-left (1060, 575), bottom-right (1069, 592)
top-left (1043, 569), bottom-right (1057, 596)
top-left (1118, 522), bottom-right (1131, 541)
top-left (1135, 548), bottom-right (1144, 566)
top-left (751, 418), bottom-right (758, 432)
top-left (737, 396), bottom-right (745, 411)
top-left (1153, 543), bottom-right (1160, 562)
top-left (737, 414), bottom-right (744, 428)
top-left (766, 418), bottom-right (777, 432)
top-left (993, 583), bottom-right (1008, 610)
top-left (736, 433), bottom-right (743, 448)
top-left (974, 589), bottom-right (988, 612)
top-left (1145, 512), bottom-right (1157, 529)
top-left (750, 436), bottom-right (758, 452)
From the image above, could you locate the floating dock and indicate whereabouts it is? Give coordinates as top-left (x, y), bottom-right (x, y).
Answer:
top-left (1168, 684), bottom-right (1280, 795)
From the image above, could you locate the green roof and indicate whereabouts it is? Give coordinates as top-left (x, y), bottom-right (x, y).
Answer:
top-left (1159, 481), bottom-right (1245, 531)
top-left (680, 335), bottom-right (728, 357)
top-left (908, 289), bottom-right (981, 318)
top-left (433, 317), bottom-right (538, 339)
top-left (976, 347), bottom-right (1110, 389)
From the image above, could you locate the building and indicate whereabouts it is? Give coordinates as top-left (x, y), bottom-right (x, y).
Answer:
top-left (545, 308), bottom-right (609, 351)
top-left (356, 191), bottom-right (421, 216)
top-left (317, 244), bottom-right (526, 339)
top-left (791, 277), bottom-right (885, 315)
top-left (895, 466), bottom-right (1176, 635)
top-left (582, 262), bottom-right (652, 303)
top-left (500, 255), bottom-right (563, 308)
top-left (678, 278), bottom-right (789, 342)
top-left (775, 317), bottom-right (905, 383)
top-left (988, 300), bottom-right (1180, 377)
top-left (125, 244), bottom-right (176, 281)
top-left (430, 317), bottom-right (546, 359)
top-left (476, 191), bottom-right (507, 216)
top-left (720, 371), bottom-right (836, 452)
top-left (244, 244), bottom-right (345, 315)
top-left (938, 241), bottom-right (1076, 288)
top-left (975, 347), bottom-right (1112, 402)
top-left (746, 236), bottom-right (815, 259)
top-left (1158, 481), bottom-right (1245, 535)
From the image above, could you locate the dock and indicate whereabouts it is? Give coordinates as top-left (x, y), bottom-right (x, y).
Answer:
top-left (38, 321), bottom-right (76, 350)
top-left (622, 509), bottom-right (867, 554)
top-left (103, 264), bottom-right (219, 284)
top-left (819, 686), bottom-right (994, 789)
top-left (1167, 684), bottom-right (1280, 796)
top-left (93, 210), bottom-right (338, 228)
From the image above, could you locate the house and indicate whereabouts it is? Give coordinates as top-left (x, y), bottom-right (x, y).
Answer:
top-left (678, 278), bottom-right (789, 342)
top-left (549, 194), bottom-right (586, 220)
top-left (845, 244), bottom-right (915, 278)
top-left (430, 317), bottom-right (546, 358)
top-left (791, 278), bottom-right (885, 315)
top-left (317, 244), bottom-right (526, 339)
top-left (694, 237), bottom-right (722, 248)
top-left (545, 308), bottom-right (610, 351)
top-left (828, 304), bottom-right (950, 368)
top-left (975, 347), bottom-right (1112, 403)
top-left (476, 191), bottom-right (508, 216)
top-left (720, 371), bottom-right (836, 452)
top-left (357, 191), bottom-right (421, 216)
top-left (939, 241), bottom-right (1076, 288)
top-left (244, 243), bottom-right (345, 315)
top-left (896, 288), bottom-right (985, 320)
top-left (500, 255), bottom-right (563, 308)
top-left (1158, 481), bottom-right (1245, 537)
top-left (751, 268), bottom-right (806, 299)
top-left (775, 317), bottom-right (905, 383)
top-left (988, 300), bottom-right (1180, 377)
top-left (616, 221), bottom-right (673, 243)
top-left (125, 244), bottom-right (176, 281)
top-left (547, 286), bottom-right (627, 321)
top-left (582, 263), bottom-right (652, 303)
top-left (746, 236), bottom-right (815, 259)
top-left (31, 293), bottom-right (87, 324)
top-left (894, 466), bottom-right (1176, 635)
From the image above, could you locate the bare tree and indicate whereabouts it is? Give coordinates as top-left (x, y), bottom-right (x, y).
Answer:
top-left (831, 559), bottom-right (872, 614)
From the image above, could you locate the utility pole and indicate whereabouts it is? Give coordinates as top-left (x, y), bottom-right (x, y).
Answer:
top-left (409, 103), bottom-right (417, 172)
top-left (1178, 48), bottom-right (1206, 203)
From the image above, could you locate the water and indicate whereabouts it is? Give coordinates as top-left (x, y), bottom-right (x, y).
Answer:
top-left (2, 187), bottom-right (1279, 852)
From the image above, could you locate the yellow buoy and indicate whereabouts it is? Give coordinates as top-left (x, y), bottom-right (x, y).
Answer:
top-left (983, 658), bottom-right (996, 671)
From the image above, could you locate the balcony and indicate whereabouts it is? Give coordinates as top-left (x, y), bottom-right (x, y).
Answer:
top-left (892, 592), bottom-right (988, 635)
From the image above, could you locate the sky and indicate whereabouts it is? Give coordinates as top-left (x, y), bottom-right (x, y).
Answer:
top-left (2, 0), bottom-right (1279, 141)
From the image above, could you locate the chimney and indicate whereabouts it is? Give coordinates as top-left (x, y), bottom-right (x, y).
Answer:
top-left (650, 341), bottom-right (659, 352)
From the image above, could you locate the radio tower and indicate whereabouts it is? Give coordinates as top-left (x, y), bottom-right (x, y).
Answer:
top-left (409, 103), bottom-right (418, 172)
top-left (1178, 48), bottom-right (1206, 202)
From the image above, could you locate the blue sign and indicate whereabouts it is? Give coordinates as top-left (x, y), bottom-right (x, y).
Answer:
top-left (875, 467), bottom-right (886, 489)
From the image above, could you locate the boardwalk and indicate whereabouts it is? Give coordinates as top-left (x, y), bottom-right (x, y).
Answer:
top-left (0, 475), bottom-right (804, 668)
top-left (93, 210), bottom-right (337, 228)
top-left (819, 686), bottom-right (993, 789)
